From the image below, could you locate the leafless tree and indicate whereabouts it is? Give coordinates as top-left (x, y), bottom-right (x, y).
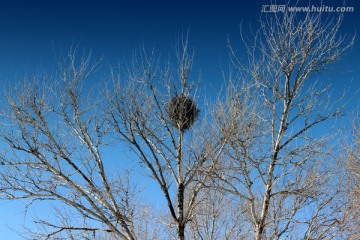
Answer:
top-left (0, 37), bottom-right (228, 239)
top-left (107, 37), bottom-right (227, 240)
top-left (0, 49), bottom-right (139, 239)
top-left (342, 112), bottom-right (360, 239)
top-left (0, 7), bottom-right (356, 240)
top-left (348, 115), bottom-right (360, 200)
top-left (209, 10), bottom-right (354, 240)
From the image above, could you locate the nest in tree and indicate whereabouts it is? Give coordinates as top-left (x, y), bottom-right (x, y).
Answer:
top-left (167, 96), bottom-right (200, 132)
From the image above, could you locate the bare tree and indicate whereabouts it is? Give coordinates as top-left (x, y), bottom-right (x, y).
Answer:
top-left (343, 112), bottom-right (360, 239)
top-left (0, 49), bottom-right (138, 239)
top-left (107, 38), bottom-right (226, 240)
top-left (210, 10), bottom-right (354, 240)
top-left (347, 115), bottom-right (360, 202)
top-left (0, 8), bottom-right (356, 240)
top-left (0, 37), bottom-right (227, 239)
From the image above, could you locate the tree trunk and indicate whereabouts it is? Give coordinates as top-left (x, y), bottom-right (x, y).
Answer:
top-left (256, 151), bottom-right (279, 240)
top-left (178, 223), bottom-right (185, 240)
top-left (176, 129), bottom-right (185, 240)
top-left (177, 182), bottom-right (185, 240)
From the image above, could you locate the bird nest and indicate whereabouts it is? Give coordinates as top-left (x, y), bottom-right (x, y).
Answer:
top-left (167, 96), bottom-right (200, 132)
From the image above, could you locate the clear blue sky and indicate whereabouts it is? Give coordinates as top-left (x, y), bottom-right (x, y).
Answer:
top-left (0, 0), bottom-right (359, 239)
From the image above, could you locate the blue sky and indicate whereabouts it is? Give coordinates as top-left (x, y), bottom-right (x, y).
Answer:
top-left (0, 0), bottom-right (359, 239)
top-left (0, 0), bottom-right (257, 85)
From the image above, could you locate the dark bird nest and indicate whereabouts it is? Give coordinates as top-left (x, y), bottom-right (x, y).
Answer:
top-left (167, 96), bottom-right (200, 132)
